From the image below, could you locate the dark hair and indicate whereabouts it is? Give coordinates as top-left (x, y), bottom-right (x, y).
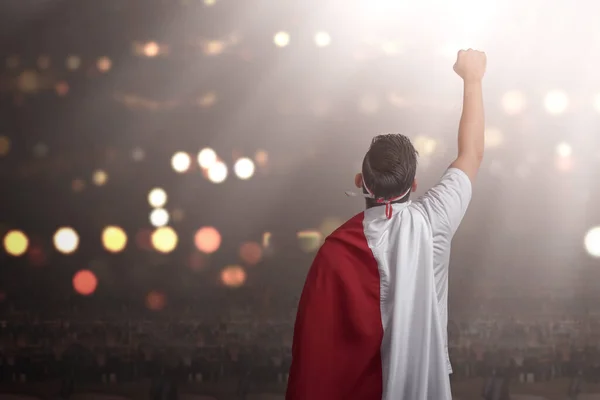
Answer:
top-left (362, 134), bottom-right (418, 207)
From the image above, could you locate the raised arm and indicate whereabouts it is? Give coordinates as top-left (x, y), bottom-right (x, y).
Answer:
top-left (450, 49), bottom-right (487, 183)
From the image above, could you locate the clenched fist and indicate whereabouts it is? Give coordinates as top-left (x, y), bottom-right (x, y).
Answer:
top-left (453, 49), bottom-right (486, 83)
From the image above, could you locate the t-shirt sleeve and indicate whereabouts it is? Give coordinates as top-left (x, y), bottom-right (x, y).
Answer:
top-left (415, 167), bottom-right (472, 237)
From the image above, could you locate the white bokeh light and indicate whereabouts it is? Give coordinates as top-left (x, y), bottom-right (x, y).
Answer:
top-left (148, 188), bottom-right (168, 208)
top-left (274, 31), bottom-right (290, 47)
top-left (171, 151), bottom-right (191, 173)
top-left (501, 90), bottom-right (526, 115)
top-left (234, 157), bottom-right (255, 180)
top-left (53, 227), bottom-right (80, 255)
top-left (150, 208), bottom-right (170, 227)
top-left (544, 90), bottom-right (569, 114)
top-left (207, 161), bottom-right (228, 183)
top-left (556, 142), bottom-right (572, 158)
top-left (314, 32), bottom-right (331, 47)
top-left (584, 226), bottom-right (600, 258)
top-left (198, 148), bottom-right (217, 169)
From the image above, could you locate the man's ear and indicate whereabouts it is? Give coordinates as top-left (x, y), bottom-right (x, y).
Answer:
top-left (411, 178), bottom-right (417, 192)
top-left (354, 173), bottom-right (362, 189)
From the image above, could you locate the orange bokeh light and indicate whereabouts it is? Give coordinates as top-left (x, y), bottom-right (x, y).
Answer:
top-left (194, 226), bottom-right (221, 254)
top-left (239, 242), bottom-right (262, 265)
top-left (221, 266), bottom-right (247, 288)
top-left (73, 270), bottom-right (98, 296)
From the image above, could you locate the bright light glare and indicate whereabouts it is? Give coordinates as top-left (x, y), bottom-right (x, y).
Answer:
top-left (556, 142), bottom-right (572, 158)
top-left (198, 148), bottom-right (217, 169)
top-left (234, 157), bottom-right (255, 180)
top-left (150, 208), bottom-right (170, 227)
top-left (274, 32), bottom-right (290, 47)
top-left (54, 227), bottom-right (80, 254)
top-left (148, 188), bottom-right (167, 208)
top-left (502, 90), bottom-right (526, 115)
top-left (171, 152), bottom-right (191, 173)
top-left (544, 90), bottom-right (569, 114)
top-left (144, 42), bottom-right (160, 57)
top-left (207, 161), bottom-right (228, 183)
top-left (585, 226), bottom-right (600, 258)
top-left (3, 230), bottom-right (29, 257)
top-left (151, 227), bottom-right (178, 254)
top-left (314, 32), bottom-right (331, 47)
top-left (102, 226), bottom-right (128, 253)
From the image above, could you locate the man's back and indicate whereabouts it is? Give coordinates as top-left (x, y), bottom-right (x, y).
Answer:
top-left (286, 168), bottom-right (471, 400)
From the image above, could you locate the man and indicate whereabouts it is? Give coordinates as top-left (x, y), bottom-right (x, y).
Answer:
top-left (286, 49), bottom-right (486, 400)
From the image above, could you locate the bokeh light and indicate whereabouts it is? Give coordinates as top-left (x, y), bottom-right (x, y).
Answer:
top-left (132, 147), bottom-right (145, 162)
top-left (143, 41), bottom-right (160, 57)
top-left (73, 270), bottom-right (98, 296)
top-left (207, 161), bottom-right (228, 183)
top-left (71, 179), bottom-right (86, 193)
top-left (556, 142), bottom-right (572, 158)
top-left (319, 217), bottom-right (344, 237)
top-left (33, 142), bottom-right (48, 158)
top-left (485, 127), bottom-right (504, 149)
top-left (413, 136), bottom-right (438, 156)
top-left (53, 227), bottom-right (80, 255)
top-left (171, 151), bottom-right (191, 173)
top-left (27, 244), bottom-right (46, 267)
top-left (102, 226), bottom-right (128, 253)
top-left (66, 55), bottom-right (81, 70)
top-left (584, 226), bottom-right (600, 258)
top-left (151, 227), bottom-right (178, 253)
top-left (55, 81), bottom-right (69, 96)
top-left (239, 242), bottom-right (263, 265)
top-left (544, 90), bottom-right (569, 114)
top-left (194, 227), bottom-right (221, 254)
top-left (274, 31), bottom-right (290, 47)
top-left (0, 136), bottom-right (10, 157)
top-left (234, 157), bottom-right (255, 180)
top-left (221, 266), bottom-right (247, 288)
top-left (262, 232), bottom-right (271, 248)
top-left (148, 188), bottom-right (168, 208)
top-left (314, 31), bottom-right (332, 47)
top-left (37, 55), bottom-right (51, 70)
top-left (198, 147), bottom-right (217, 169)
top-left (97, 56), bottom-right (112, 73)
top-left (501, 90), bottom-right (526, 115)
top-left (92, 169), bottom-right (108, 186)
top-left (297, 230), bottom-right (323, 253)
top-left (255, 150), bottom-right (268, 168)
top-left (146, 291), bottom-right (167, 311)
top-left (150, 208), bottom-right (170, 227)
top-left (3, 230), bottom-right (29, 257)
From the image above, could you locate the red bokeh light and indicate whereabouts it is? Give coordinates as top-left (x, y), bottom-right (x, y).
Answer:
top-left (188, 252), bottom-right (206, 271)
top-left (239, 242), bottom-right (262, 266)
top-left (136, 229), bottom-right (152, 251)
top-left (73, 270), bottom-right (98, 296)
top-left (146, 291), bottom-right (166, 311)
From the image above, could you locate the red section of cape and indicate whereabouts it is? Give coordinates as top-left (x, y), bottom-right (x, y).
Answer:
top-left (286, 212), bottom-right (384, 400)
